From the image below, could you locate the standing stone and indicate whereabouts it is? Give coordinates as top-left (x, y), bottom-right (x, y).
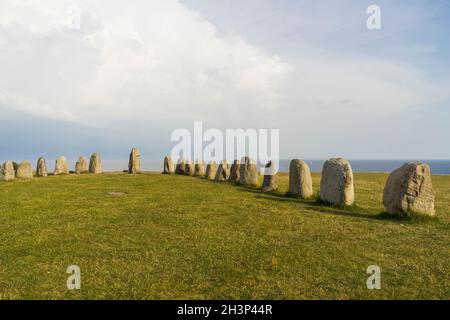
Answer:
top-left (75, 156), bottom-right (88, 174)
top-left (239, 157), bottom-right (259, 187)
top-left (16, 161), bottom-right (34, 179)
top-left (383, 163), bottom-right (435, 217)
top-left (288, 159), bottom-right (313, 198)
top-left (319, 158), bottom-right (354, 206)
top-left (228, 160), bottom-right (240, 184)
top-left (54, 156), bottom-right (69, 175)
top-left (163, 156), bottom-right (175, 174)
top-left (89, 153), bottom-right (103, 174)
top-left (175, 159), bottom-right (186, 175)
top-left (128, 148), bottom-right (141, 174)
top-left (185, 160), bottom-right (195, 176)
top-left (194, 160), bottom-right (206, 177)
top-left (215, 160), bottom-right (230, 181)
top-left (36, 157), bottom-right (48, 177)
top-left (0, 161), bottom-right (16, 181)
top-left (205, 161), bottom-right (217, 180)
top-left (261, 161), bottom-right (278, 192)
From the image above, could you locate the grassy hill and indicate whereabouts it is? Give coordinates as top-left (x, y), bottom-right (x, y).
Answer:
top-left (0, 172), bottom-right (448, 299)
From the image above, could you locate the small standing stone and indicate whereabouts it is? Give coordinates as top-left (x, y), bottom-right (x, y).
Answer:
top-left (239, 157), bottom-right (259, 187)
top-left (0, 161), bottom-right (16, 181)
top-left (383, 163), bottom-right (435, 217)
top-left (128, 148), bottom-right (141, 174)
top-left (319, 158), bottom-right (354, 206)
top-left (185, 160), bottom-right (195, 176)
top-left (194, 160), bottom-right (206, 177)
top-left (75, 156), bottom-right (88, 174)
top-left (261, 161), bottom-right (278, 192)
top-left (36, 157), bottom-right (48, 177)
top-left (89, 153), bottom-right (103, 174)
top-left (205, 161), bottom-right (217, 180)
top-left (16, 161), bottom-right (34, 179)
top-left (228, 160), bottom-right (240, 184)
top-left (163, 156), bottom-right (175, 174)
top-left (288, 159), bottom-right (313, 198)
top-left (215, 160), bottom-right (230, 181)
top-left (54, 156), bottom-right (69, 175)
top-left (175, 159), bottom-right (186, 175)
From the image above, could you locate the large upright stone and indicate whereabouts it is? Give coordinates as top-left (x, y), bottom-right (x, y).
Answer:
top-left (239, 157), bottom-right (259, 187)
top-left (215, 160), bottom-right (230, 181)
top-left (261, 161), bottom-right (278, 192)
top-left (194, 160), bottom-right (206, 177)
top-left (185, 160), bottom-right (195, 176)
top-left (205, 161), bottom-right (217, 180)
top-left (163, 156), bottom-right (175, 174)
top-left (54, 156), bottom-right (69, 175)
top-left (128, 148), bottom-right (141, 174)
top-left (36, 157), bottom-right (48, 177)
top-left (228, 160), bottom-right (240, 184)
top-left (288, 159), bottom-right (313, 198)
top-left (175, 159), bottom-right (186, 175)
top-left (89, 153), bottom-right (102, 174)
top-left (383, 163), bottom-right (435, 217)
top-left (319, 158), bottom-right (354, 206)
top-left (0, 161), bottom-right (15, 181)
top-left (16, 161), bottom-right (33, 179)
top-left (75, 156), bottom-right (88, 174)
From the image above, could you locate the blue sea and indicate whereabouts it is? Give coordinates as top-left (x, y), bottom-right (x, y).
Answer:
top-left (95, 159), bottom-right (450, 175)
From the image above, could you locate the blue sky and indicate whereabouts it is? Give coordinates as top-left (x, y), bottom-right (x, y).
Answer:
top-left (0, 0), bottom-right (449, 161)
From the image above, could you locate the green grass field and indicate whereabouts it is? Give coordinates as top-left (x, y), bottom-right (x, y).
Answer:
top-left (0, 172), bottom-right (449, 299)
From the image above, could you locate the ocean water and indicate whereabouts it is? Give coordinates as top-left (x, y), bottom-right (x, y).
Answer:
top-left (96, 159), bottom-right (450, 175)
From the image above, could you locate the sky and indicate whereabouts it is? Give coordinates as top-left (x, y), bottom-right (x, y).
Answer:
top-left (0, 0), bottom-right (449, 162)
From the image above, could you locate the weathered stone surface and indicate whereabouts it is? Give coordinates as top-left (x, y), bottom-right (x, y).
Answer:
top-left (75, 156), bottom-right (88, 174)
top-left (194, 160), bottom-right (206, 177)
top-left (16, 161), bottom-right (33, 179)
top-left (175, 159), bottom-right (186, 175)
top-left (319, 158), bottom-right (354, 206)
top-left (288, 159), bottom-right (313, 198)
top-left (261, 161), bottom-right (278, 192)
top-left (0, 161), bottom-right (16, 181)
top-left (54, 156), bottom-right (69, 175)
top-left (228, 160), bottom-right (240, 183)
top-left (205, 161), bottom-right (217, 180)
top-left (128, 148), bottom-right (141, 174)
top-left (383, 163), bottom-right (435, 217)
top-left (89, 153), bottom-right (102, 174)
top-left (239, 157), bottom-right (259, 187)
top-left (215, 160), bottom-right (230, 181)
top-left (185, 160), bottom-right (195, 176)
top-left (36, 157), bottom-right (48, 177)
top-left (163, 156), bottom-right (175, 174)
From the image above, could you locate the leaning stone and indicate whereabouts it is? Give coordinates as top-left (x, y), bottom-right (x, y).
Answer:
top-left (89, 153), bottom-right (103, 174)
top-left (261, 161), bottom-right (278, 192)
top-left (54, 156), bottom-right (69, 175)
top-left (185, 160), bottom-right (195, 176)
top-left (319, 158), bottom-right (354, 206)
top-left (128, 148), bottom-right (141, 174)
top-left (175, 159), bottom-right (186, 175)
top-left (228, 160), bottom-right (240, 183)
top-left (383, 163), bottom-right (435, 217)
top-left (16, 161), bottom-right (34, 179)
top-left (215, 160), bottom-right (230, 181)
top-left (75, 156), bottom-right (88, 174)
top-left (205, 161), bottom-right (217, 180)
top-left (0, 161), bottom-right (16, 181)
top-left (239, 157), bottom-right (259, 187)
top-left (163, 156), bottom-right (175, 174)
top-left (194, 160), bottom-right (206, 177)
top-left (288, 159), bottom-right (313, 198)
top-left (36, 157), bottom-right (48, 177)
